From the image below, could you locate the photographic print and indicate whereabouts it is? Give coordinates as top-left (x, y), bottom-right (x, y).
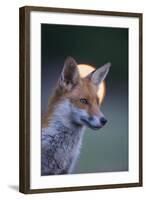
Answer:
top-left (41, 24), bottom-right (128, 176)
top-left (19, 6), bottom-right (142, 193)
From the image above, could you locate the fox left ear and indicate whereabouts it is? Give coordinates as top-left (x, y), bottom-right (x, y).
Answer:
top-left (59, 57), bottom-right (80, 91)
top-left (89, 62), bottom-right (111, 86)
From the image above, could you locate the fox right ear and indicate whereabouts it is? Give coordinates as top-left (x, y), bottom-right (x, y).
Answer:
top-left (59, 57), bottom-right (80, 91)
top-left (88, 62), bottom-right (111, 86)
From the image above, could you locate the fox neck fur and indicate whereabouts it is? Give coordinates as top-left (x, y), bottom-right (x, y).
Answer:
top-left (41, 96), bottom-right (85, 175)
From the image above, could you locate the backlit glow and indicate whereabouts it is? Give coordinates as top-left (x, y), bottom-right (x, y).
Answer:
top-left (77, 64), bottom-right (106, 104)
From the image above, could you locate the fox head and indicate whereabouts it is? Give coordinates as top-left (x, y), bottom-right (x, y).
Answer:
top-left (57, 57), bottom-right (111, 130)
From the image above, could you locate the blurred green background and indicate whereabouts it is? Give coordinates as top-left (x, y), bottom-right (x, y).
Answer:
top-left (41, 24), bottom-right (128, 173)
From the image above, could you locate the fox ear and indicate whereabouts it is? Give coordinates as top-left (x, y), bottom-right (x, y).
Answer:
top-left (59, 57), bottom-right (80, 91)
top-left (88, 62), bottom-right (111, 86)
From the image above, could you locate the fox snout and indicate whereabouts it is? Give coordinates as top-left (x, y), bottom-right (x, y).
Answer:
top-left (81, 115), bottom-right (107, 130)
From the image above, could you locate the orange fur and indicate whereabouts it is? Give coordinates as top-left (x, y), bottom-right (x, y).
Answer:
top-left (65, 78), bottom-right (100, 116)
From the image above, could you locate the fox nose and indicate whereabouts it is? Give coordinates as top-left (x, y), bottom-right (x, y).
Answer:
top-left (100, 117), bottom-right (107, 126)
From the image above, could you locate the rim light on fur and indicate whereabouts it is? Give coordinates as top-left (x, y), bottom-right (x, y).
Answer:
top-left (77, 64), bottom-right (106, 104)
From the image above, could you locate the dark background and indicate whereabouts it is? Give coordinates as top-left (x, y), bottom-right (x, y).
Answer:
top-left (41, 24), bottom-right (128, 173)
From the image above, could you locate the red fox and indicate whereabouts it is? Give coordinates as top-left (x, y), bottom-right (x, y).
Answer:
top-left (41, 57), bottom-right (111, 175)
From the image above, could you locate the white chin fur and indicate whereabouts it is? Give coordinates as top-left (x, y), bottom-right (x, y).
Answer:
top-left (70, 104), bottom-right (89, 126)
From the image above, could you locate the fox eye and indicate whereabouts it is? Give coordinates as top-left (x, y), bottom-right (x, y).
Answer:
top-left (80, 98), bottom-right (88, 104)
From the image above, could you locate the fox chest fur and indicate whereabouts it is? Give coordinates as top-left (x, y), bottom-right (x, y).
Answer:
top-left (41, 100), bottom-right (85, 175)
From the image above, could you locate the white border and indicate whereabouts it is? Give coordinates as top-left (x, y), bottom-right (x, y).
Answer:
top-left (30, 11), bottom-right (139, 189)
